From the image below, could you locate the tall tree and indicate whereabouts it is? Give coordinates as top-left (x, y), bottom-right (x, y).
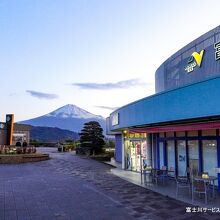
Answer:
top-left (79, 121), bottom-right (105, 155)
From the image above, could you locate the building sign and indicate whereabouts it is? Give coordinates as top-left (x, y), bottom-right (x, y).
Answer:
top-left (13, 133), bottom-right (27, 144)
top-left (185, 50), bottom-right (205, 73)
top-left (111, 112), bottom-right (119, 126)
top-left (214, 41), bottom-right (220, 60)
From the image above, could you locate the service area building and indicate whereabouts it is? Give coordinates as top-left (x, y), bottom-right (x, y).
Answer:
top-left (107, 25), bottom-right (220, 189)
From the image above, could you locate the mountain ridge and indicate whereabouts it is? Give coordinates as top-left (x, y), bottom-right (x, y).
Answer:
top-left (30, 126), bottom-right (79, 142)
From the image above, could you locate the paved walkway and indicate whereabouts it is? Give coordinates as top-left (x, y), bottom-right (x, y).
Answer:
top-left (110, 168), bottom-right (220, 209)
top-left (0, 148), bottom-right (219, 220)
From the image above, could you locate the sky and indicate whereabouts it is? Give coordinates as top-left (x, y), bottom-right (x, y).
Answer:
top-left (0, 0), bottom-right (220, 122)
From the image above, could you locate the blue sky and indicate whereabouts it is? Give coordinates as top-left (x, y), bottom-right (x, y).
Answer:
top-left (1, 0), bottom-right (220, 121)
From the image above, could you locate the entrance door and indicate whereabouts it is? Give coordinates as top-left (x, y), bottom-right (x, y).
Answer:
top-left (177, 140), bottom-right (186, 176)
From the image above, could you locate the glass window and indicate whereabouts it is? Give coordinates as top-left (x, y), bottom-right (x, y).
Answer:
top-left (177, 141), bottom-right (186, 176)
top-left (196, 42), bottom-right (204, 51)
top-left (216, 33), bottom-right (220, 42)
top-left (166, 132), bottom-right (174, 137)
top-left (125, 140), bottom-right (150, 172)
top-left (124, 140), bottom-right (132, 170)
top-left (187, 130), bottom-right (198, 137)
top-left (202, 129), bottom-right (216, 136)
top-left (188, 140), bottom-right (199, 176)
top-left (202, 140), bottom-right (217, 184)
top-left (176, 131), bottom-right (185, 137)
top-left (159, 142), bottom-right (164, 169)
top-left (203, 37), bottom-right (214, 47)
top-left (182, 47), bottom-right (196, 59)
top-left (170, 55), bottom-right (181, 66)
top-left (142, 140), bottom-right (152, 169)
top-left (167, 141), bottom-right (175, 175)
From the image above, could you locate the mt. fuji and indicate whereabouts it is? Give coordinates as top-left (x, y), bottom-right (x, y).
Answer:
top-left (19, 104), bottom-right (106, 132)
top-left (46, 104), bottom-right (104, 120)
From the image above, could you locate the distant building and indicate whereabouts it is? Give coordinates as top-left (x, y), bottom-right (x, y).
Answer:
top-left (0, 114), bottom-right (31, 146)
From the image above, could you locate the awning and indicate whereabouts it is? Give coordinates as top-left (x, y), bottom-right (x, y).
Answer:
top-left (129, 120), bottom-right (220, 134)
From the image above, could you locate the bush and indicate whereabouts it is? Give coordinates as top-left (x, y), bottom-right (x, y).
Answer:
top-left (22, 142), bottom-right (27, 147)
top-left (75, 147), bottom-right (91, 155)
top-left (16, 148), bottom-right (22, 154)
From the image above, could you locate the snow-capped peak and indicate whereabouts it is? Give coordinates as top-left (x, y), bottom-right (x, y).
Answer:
top-left (46, 104), bottom-right (104, 119)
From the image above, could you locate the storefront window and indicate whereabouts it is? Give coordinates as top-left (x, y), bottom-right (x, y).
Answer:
top-left (188, 140), bottom-right (199, 176)
top-left (176, 131), bottom-right (185, 137)
top-left (166, 132), bottom-right (174, 137)
top-left (124, 141), bottom-right (140, 171)
top-left (132, 142), bottom-right (141, 171)
top-left (142, 141), bottom-right (151, 168)
top-left (167, 141), bottom-right (175, 175)
top-left (177, 140), bottom-right (186, 176)
top-left (159, 142), bottom-right (164, 169)
top-left (124, 138), bottom-right (150, 172)
top-left (188, 131), bottom-right (198, 137)
top-left (124, 140), bottom-right (132, 170)
top-left (202, 140), bottom-right (217, 185)
top-left (202, 129), bottom-right (216, 136)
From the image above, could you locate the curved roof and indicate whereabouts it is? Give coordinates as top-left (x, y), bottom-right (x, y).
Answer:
top-left (155, 25), bottom-right (220, 93)
top-left (109, 76), bottom-right (220, 131)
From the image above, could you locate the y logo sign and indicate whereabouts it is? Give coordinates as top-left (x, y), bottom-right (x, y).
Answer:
top-left (185, 50), bottom-right (205, 73)
top-left (191, 50), bottom-right (204, 67)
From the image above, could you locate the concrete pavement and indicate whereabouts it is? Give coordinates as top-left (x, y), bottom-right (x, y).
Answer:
top-left (0, 147), bottom-right (219, 220)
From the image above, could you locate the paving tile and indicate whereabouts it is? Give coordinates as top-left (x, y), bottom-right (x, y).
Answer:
top-left (0, 148), bottom-right (218, 220)
top-left (4, 210), bottom-right (17, 220)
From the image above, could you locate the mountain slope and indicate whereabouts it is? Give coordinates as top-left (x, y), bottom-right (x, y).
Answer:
top-left (30, 126), bottom-right (79, 142)
top-left (19, 104), bottom-right (106, 133)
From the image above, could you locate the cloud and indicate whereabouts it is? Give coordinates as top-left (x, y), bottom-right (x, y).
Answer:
top-left (95, 106), bottom-right (119, 111)
top-left (71, 78), bottom-right (148, 90)
top-left (26, 90), bottom-right (58, 100)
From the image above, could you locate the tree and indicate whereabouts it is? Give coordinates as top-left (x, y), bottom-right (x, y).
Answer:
top-left (79, 121), bottom-right (105, 155)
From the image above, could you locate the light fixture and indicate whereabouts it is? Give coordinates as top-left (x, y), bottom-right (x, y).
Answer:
top-left (123, 130), bottom-right (128, 134)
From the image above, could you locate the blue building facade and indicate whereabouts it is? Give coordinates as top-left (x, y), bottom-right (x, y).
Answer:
top-left (107, 25), bottom-right (220, 189)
